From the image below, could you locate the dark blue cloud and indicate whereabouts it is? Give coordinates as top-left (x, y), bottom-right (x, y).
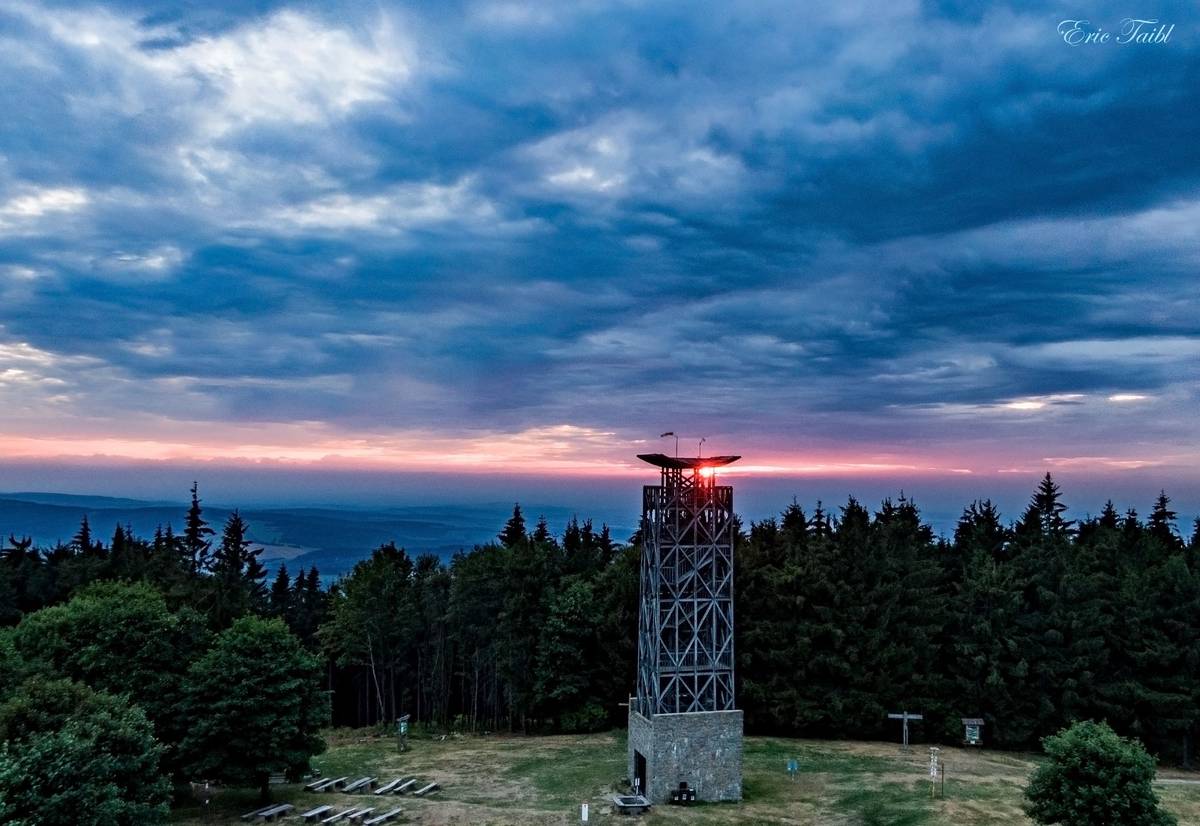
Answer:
top-left (0, 0), bottom-right (1196, 480)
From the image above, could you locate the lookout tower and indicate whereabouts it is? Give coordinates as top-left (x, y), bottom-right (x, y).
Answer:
top-left (627, 453), bottom-right (743, 803)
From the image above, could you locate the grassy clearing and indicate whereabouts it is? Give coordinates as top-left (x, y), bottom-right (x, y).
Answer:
top-left (169, 730), bottom-right (1200, 825)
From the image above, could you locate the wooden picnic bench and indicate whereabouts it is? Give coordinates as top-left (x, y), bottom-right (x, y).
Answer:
top-left (346, 807), bottom-right (375, 822)
top-left (372, 778), bottom-right (402, 795)
top-left (413, 781), bottom-right (439, 796)
top-left (300, 804), bottom-right (333, 823)
top-left (342, 776), bottom-right (374, 793)
top-left (363, 808), bottom-right (403, 825)
top-left (241, 805), bottom-right (276, 821)
top-left (255, 804), bottom-right (294, 822)
top-left (393, 779), bottom-right (418, 794)
top-left (320, 809), bottom-right (357, 824)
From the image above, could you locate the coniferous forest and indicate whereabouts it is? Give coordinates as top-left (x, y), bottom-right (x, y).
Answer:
top-left (3, 474), bottom-right (1200, 812)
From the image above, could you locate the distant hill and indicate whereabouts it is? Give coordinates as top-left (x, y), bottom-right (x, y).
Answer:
top-left (0, 493), bottom-right (636, 579)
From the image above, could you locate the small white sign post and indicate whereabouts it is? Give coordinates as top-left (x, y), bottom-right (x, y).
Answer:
top-left (929, 747), bottom-right (940, 798)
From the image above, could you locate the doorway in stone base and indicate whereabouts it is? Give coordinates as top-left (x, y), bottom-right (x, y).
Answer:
top-left (634, 750), bottom-right (647, 796)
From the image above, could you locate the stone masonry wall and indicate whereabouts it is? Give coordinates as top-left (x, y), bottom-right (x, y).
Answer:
top-left (627, 708), bottom-right (743, 803)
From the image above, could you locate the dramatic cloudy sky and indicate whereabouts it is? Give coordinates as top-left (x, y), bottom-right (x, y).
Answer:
top-left (0, 0), bottom-right (1196, 524)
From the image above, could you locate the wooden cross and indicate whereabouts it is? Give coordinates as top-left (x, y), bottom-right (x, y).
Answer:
top-left (887, 711), bottom-right (923, 748)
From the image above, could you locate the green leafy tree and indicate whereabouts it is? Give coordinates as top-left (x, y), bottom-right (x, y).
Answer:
top-left (320, 544), bottom-right (417, 724)
top-left (9, 581), bottom-right (209, 773)
top-left (0, 629), bottom-right (24, 698)
top-left (1024, 720), bottom-right (1175, 826)
top-left (588, 543), bottom-right (639, 728)
top-left (534, 577), bottom-right (600, 729)
top-left (180, 616), bottom-right (326, 801)
top-left (0, 677), bottom-right (170, 826)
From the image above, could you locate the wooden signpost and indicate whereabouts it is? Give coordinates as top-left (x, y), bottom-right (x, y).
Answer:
top-left (887, 711), bottom-right (923, 750)
top-left (396, 714), bottom-right (410, 752)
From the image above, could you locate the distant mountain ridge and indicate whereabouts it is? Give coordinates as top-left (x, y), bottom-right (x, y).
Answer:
top-left (0, 493), bottom-right (637, 578)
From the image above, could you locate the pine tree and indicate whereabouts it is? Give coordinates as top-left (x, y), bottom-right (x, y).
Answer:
top-left (270, 565), bottom-right (292, 618)
top-left (109, 523), bottom-right (129, 576)
top-left (1098, 500), bottom-right (1120, 530)
top-left (499, 504), bottom-right (527, 547)
top-left (597, 524), bottom-right (615, 565)
top-left (244, 552), bottom-right (269, 612)
top-left (1148, 491), bottom-right (1182, 551)
top-left (532, 516), bottom-right (553, 547)
top-left (184, 482), bottom-right (215, 574)
top-left (71, 515), bottom-right (99, 556)
top-left (809, 501), bottom-right (833, 539)
top-left (209, 510), bottom-right (264, 626)
top-left (1010, 474), bottom-right (1076, 740)
top-left (497, 532), bottom-right (551, 730)
top-left (1025, 474), bottom-right (1074, 538)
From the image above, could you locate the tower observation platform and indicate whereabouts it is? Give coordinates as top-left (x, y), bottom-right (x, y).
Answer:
top-left (627, 452), bottom-right (743, 803)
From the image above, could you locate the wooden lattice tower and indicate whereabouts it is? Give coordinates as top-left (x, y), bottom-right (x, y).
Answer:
top-left (635, 453), bottom-right (740, 716)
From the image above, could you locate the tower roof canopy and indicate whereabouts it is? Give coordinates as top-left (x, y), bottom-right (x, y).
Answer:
top-left (637, 453), bottom-right (741, 470)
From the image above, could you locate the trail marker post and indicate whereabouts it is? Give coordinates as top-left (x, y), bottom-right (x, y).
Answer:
top-left (887, 711), bottom-right (923, 750)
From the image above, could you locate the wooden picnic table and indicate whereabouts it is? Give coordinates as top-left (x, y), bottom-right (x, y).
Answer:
top-left (363, 808), bottom-right (403, 825)
top-left (413, 781), bottom-right (439, 796)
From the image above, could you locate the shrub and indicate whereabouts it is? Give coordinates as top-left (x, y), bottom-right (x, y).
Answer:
top-left (1024, 720), bottom-right (1175, 826)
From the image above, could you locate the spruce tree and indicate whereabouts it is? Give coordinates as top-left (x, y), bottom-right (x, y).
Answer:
top-left (209, 511), bottom-right (264, 627)
top-left (597, 524), bottom-right (615, 565)
top-left (270, 565), bottom-right (292, 618)
top-left (532, 515), bottom-right (553, 547)
top-left (1098, 500), bottom-right (1120, 530)
top-left (1010, 474), bottom-right (1074, 740)
top-left (71, 515), bottom-right (99, 556)
top-left (184, 482), bottom-right (215, 574)
top-left (1148, 491), bottom-right (1182, 552)
top-left (499, 504), bottom-right (527, 547)
top-left (109, 523), bottom-right (129, 577)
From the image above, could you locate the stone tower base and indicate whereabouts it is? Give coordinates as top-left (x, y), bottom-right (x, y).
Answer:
top-left (627, 707), bottom-right (743, 803)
